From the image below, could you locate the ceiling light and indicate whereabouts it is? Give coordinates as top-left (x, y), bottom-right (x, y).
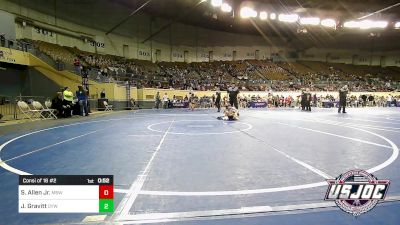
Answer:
top-left (321, 19), bottom-right (336, 28)
top-left (343, 20), bottom-right (360, 28)
top-left (259, 11), bottom-right (268, 20)
top-left (395, 22), bottom-right (400, 29)
top-left (344, 20), bottom-right (388, 29)
top-left (359, 20), bottom-right (373, 29)
top-left (299, 17), bottom-right (320, 25)
top-left (278, 14), bottom-right (299, 23)
top-left (270, 13), bottom-right (276, 20)
top-left (211, 0), bottom-right (222, 7)
top-left (221, 3), bottom-right (232, 12)
top-left (240, 7), bottom-right (257, 19)
top-left (370, 21), bottom-right (388, 29)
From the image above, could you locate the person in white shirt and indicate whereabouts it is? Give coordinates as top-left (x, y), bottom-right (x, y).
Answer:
top-left (163, 93), bottom-right (168, 109)
top-left (387, 95), bottom-right (392, 107)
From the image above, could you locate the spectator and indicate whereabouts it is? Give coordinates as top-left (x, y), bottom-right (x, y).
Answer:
top-left (62, 87), bottom-right (74, 117)
top-left (155, 92), bottom-right (161, 109)
top-left (387, 95), bottom-right (392, 107)
top-left (52, 92), bottom-right (65, 118)
top-left (100, 89), bottom-right (106, 98)
top-left (76, 86), bottom-right (88, 116)
top-left (162, 93), bottom-right (168, 109)
top-left (0, 34), bottom-right (5, 47)
top-left (74, 58), bottom-right (81, 75)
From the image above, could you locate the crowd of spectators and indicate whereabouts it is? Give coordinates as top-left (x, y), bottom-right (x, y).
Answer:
top-left (165, 92), bottom-right (400, 109)
top-left (236, 93), bottom-right (400, 108)
top-left (30, 40), bottom-right (400, 94)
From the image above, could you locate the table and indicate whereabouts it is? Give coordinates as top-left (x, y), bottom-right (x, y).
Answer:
top-left (172, 102), bottom-right (189, 108)
top-left (249, 101), bottom-right (267, 108)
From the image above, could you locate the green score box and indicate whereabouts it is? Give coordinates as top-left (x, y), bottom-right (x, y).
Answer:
top-left (99, 199), bottom-right (114, 213)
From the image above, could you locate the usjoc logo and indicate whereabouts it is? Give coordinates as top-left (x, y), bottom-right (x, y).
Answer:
top-left (325, 170), bottom-right (390, 216)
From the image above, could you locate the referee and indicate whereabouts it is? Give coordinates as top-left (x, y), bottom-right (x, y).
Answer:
top-left (227, 83), bottom-right (239, 109)
top-left (338, 85), bottom-right (349, 113)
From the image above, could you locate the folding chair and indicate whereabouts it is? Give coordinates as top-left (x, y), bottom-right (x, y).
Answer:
top-left (17, 100), bottom-right (40, 121)
top-left (32, 101), bottom-right (57, 119)
top-left (44, 100), bottom-right (58, 119)
top-left (103, 101), bottom-right (113, 111)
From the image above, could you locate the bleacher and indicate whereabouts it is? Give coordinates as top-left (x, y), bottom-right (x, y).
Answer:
top-left (25, 40), bottom-right (399, 92)
top-left (248, 60), bottom-right (291, 80)
top-left (33, 41), bottom-right (77, 66)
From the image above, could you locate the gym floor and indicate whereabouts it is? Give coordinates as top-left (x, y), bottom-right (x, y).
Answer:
top-left (0, 107), bottom-right (399, 225)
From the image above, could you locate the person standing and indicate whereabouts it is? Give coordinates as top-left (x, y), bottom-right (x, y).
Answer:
top-left (155, 92), bottom-right (161, 109)
top-left (387, 95), bottom-right (392, 107)
top-left (368, 95), bottom-right (375, 107)
top-left (274, 95), bottom-right (279, 108)
top-left (85, 89), bottom-right (91, 114)
top-left (301, 90), bottom-right (306, 111)
top-left (0, 34), bottom-right (5, 47)
top-left (215, 88), bottom-right (221, 112)
top-left (162, 93), bottom-right (168, 109)
top-left (189, 93), bottom-right (196, 111)
top-left (338, 85), bottom-right (349, 113)
top-left (76, 86), bottom-right (88, 116)
top-left (312, 94), bottom-right (317, 107)
top-left (361, 94), bottom-right (367, 107)
top-left (306, 90), bottom-right (312, 111)
top-left (227, 83), bottom-right (239, 109)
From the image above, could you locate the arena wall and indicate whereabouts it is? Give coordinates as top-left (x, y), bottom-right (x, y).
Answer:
top-left (2, 0), bottom-right (399, 66)
top-left (298, 47), bottom-right (398, 66)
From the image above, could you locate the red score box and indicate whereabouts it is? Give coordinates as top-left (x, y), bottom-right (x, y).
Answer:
top-left (99, 185), bottom-right (114, 199)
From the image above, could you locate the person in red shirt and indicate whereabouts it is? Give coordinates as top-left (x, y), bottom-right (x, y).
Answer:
top-left (285, 96), bottom-right (292, 107)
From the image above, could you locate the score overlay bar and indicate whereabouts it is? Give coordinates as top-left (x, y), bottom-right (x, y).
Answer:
top-left (19, 175), bottom-right (113, 213)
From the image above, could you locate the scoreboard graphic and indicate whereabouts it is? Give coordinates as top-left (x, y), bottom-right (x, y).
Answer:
top-left (19, 175), bottom-right (114, 213)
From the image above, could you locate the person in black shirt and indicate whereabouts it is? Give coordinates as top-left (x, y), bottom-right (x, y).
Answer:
top-left (305, 91), bottom-right (312, 111)
top-left (215, 88), bottom-right (221, 112)
top-left (227, 83), bottom-right (239, 109)
top-left (368, 95), bottom-right (375, 106)
top-left (312, 94), bottom-right (317, 107)
top-left (100, 89), bottom-right (106, 98)
top-left (338, 85), bottom-right (349, 113)
top-left (361, 94), bottom-right (367, 107)
top-left (301, 90), bottom-right (306, 111)
top-left (0, 34), bottom-right (5, 47)
top-left (52, 92), bottom-right (65, 118)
